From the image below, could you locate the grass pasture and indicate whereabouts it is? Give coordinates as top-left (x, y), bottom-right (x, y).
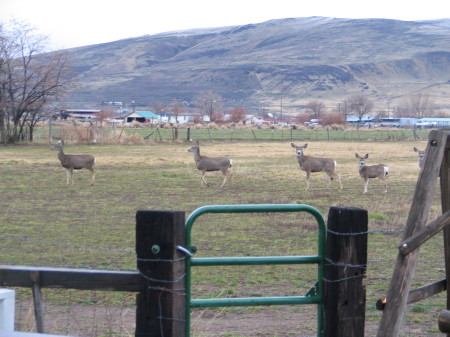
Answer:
top-left (0, 138), bottom-right (446, 336)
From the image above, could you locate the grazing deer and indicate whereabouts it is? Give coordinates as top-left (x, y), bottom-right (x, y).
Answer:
top-left (188, 140), bottom-right (232, 188)
top-left (290, 143), bottom-right (343, 190)
top-left (51, 140), bottom-right (96, 185)
top-left (413, 147), bottom-right (425, 169)
top-left (355, 153), bottom-right (389, 194)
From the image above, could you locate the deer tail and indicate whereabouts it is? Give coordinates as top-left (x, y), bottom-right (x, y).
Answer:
top-left (384, 166), bottom-right (389, 177)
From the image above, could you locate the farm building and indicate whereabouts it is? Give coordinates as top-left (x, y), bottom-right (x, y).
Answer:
top-left (243, 115), bottom-right (266, 125)
top-left (380, 117), bottom-right (418, 127)
top-left (159, 112), bottom-right (192, 124)
top-left (346, 114), bottom-right (374, 124)
top-left (60, 109), bottom-right (101, 121)
top-left (126, 111), bottom-right (160, 124)
top-left (415, 117), bottom-right (450, 128)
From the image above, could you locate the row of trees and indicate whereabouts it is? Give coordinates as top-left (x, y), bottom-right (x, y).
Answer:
top-left (0, 21), bottom-right (71, 144)
top-left (148, 91), bottom-right (437, 126)
top-left (306, 93), bottom-right (436, 121)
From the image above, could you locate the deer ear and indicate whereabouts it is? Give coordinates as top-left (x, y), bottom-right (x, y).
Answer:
top-left (291, 143), bottom-right (296, 148)
top-left (303, 143), bottom-right (308, 148)
top-left (413, 147), bottom-right (418, 152)
top-left (355, 153), bottom-right (359, 158)
top-left (364, 154), bottom-right (369, 159)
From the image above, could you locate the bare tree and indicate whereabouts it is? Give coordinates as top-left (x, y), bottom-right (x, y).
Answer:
top-left (194, 92), bottom-right (223, 122)
top-left (170, 99), bottom-right (185, 123)
top-left (306, 100), bottom-right (326, 118)
top-left (347, 94), bottom-right (374, 123)
top-left (151, 101), bottom-right (167, 115)
top-left (0, 20), bottom-right (72, 144)
top-left (403, 92), bottom-right (434, 118)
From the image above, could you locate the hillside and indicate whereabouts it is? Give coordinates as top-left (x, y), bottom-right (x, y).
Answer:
top-left (62, 16), bottom-right (450, 114)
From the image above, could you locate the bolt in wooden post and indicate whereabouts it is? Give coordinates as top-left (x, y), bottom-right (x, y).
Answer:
top-left (135, 210), bottom-right (186, 337)
top-left (324, 206), bottom-right (368, 337)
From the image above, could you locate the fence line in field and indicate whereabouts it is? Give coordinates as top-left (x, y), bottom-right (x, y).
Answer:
top-left (32, 124), bottom-right (431, 144)
top-left (1, 222), bottom-right (444, 336)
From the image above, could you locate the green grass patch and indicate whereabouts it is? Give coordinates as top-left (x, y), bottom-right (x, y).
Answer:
top-left (0, 139), bottom-right (443, 336)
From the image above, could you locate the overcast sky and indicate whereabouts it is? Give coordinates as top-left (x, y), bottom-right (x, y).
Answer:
top-left (1, 0), bottom-right (448, 50)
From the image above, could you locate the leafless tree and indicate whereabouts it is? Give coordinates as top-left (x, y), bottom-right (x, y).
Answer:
top-left (306, 100), bottom-right (326, 118)
top-left (228, 106), bottom-right (247, 123)
top-left (170, 99), bottom-right (185, 123)
top-left (194, 92), bottom-right (224, 122)
top-left (347, 94), bottom-right (374, 122)
top-left (151, 101), bottom-right (167, 115)
top-left (0, 20), bottom-right (72, 144)
top-left (403, 92), bottom-right (434, 118)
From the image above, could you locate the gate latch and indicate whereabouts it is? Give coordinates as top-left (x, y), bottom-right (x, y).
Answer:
top-left (176, 245), bottom-right (195, 257)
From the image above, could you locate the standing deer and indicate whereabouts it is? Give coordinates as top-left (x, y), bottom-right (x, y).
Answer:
top-left (355, 153), bottom-right (389, 194)
top-left (413, 147), bottom-right (425, 169)
top-left (290, 143), bottom-right (343, 190)
top-left (51, 140), bottom-right (96, 185)
top-left (188, 141), bottom-right (232, 188)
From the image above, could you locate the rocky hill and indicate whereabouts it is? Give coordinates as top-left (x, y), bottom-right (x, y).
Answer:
top-left (62, 16), bottom-right (450, 114)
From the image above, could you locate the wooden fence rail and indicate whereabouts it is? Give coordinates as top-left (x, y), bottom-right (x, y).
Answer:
top-left (0, 206), bottom-right (369, 337)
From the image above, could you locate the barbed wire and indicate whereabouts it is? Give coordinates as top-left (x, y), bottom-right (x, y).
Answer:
top-left (0, 234), bottom-right (135, 254)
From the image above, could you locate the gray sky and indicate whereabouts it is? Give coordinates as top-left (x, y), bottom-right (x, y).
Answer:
top-left (1, 0), bottom-right (448, 50)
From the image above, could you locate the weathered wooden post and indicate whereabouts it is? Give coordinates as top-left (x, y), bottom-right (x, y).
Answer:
top-left (135, 210), bottom-right (186, 337)
top-left (440, 133), bottom-right (450, 337)
top-left (324, 206), bottom-right (368, 337)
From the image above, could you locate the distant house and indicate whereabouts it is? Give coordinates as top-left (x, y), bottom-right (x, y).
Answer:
top-left (159, 113), bottom-right (193, 124)
top-left (61, 109), bottom-right (101, 121)
top-left (243, 115), bottom-right (266, 125)
top-left (380, 117), bottom-right (418, 127)
top-left (346, 114), bottom-right (374, 124)
top-left (126, 111), bottom-right (160, 124)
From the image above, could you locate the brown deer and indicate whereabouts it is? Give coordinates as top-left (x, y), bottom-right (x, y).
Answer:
top-left (413, 147), bottom-right (425, 169)
top-left (51, 140), bottom-right (96, 185)
top-left (290, 143), bottom-right (343, 190)
top-left (188, 140), bottom-right (232, 188)
top-left (355, 153), bottom-right (389, 194)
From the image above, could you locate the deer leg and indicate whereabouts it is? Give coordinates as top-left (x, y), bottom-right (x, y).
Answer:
top-left (337, 175), bottom-right (343, 189)
top-left (363, 178), bottom-right (369, 194)
top-left (219, 169), bottom-right (232, 188)
top-left (219, 175), bottom-right (227, 188)
top-left (66, 168), bottom-right (73, 185)
top-left (89, 168), bottom-right (96, 185)
top-left (381, 177), bottom-right (387, 193)
top-left (305, 172), bottom-right (311, 191)
top-left (200, 171), bottom-right (209, 187)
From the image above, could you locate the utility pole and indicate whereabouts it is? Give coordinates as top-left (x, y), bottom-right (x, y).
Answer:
top-left (131, 96), bottom-right (136, 113)
top-left (280, 94), bottom-right (283, 125)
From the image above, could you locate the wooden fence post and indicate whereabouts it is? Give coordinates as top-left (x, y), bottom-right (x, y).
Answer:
top-left (135, 210), bottom-right (186, 337)
top-left (324, 206), bottom-right (368, 337)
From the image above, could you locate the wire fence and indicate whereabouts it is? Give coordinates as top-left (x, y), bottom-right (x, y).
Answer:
top-left (29, 123), bottom-right (430, 144)
top-left (2, 221), bottom-right (446, 337)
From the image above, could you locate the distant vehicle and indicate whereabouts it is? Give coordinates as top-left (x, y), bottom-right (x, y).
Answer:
top-left (304, 118), bottom-right (320, 126)
top-left (415, 121), bottom-right (437, 129)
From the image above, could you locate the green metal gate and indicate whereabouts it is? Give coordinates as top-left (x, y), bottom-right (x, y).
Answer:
top-left (184, 204), bottom-right (326, 337)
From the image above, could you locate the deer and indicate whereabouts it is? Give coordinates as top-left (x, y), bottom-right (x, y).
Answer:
top-left (290, 143), bottom-right (343, 190)
top-left (187, 140), bottom-right (232, 188)
top-left (413, 147), bottom-right (426, 169)
top-left (51, 140), bottom-right (96, 185)
top-left (355, 153), bottom-right (389, 194)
